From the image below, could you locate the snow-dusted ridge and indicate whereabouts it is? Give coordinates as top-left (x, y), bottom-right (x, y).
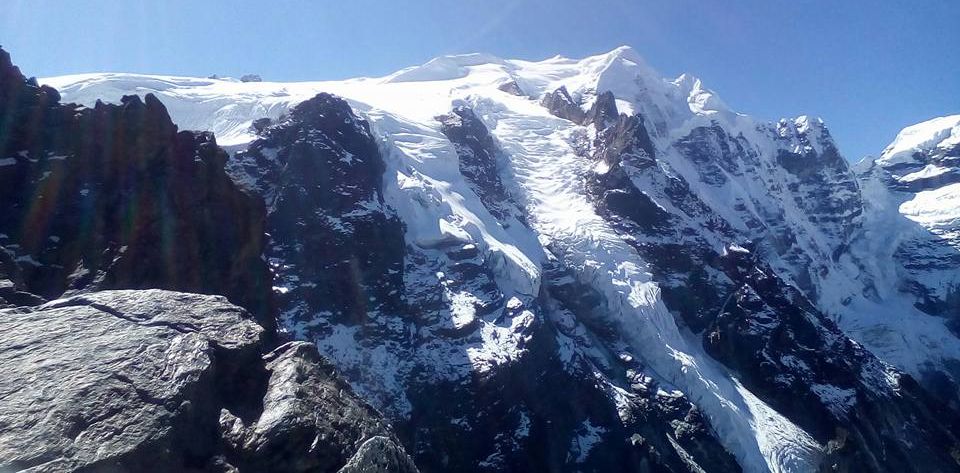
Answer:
top-left (42, 46), bottom-right (741, 149)
top-left (41, 46), bottom-right (960, 473)
top-left (876, 114), bottom-right (960, 167)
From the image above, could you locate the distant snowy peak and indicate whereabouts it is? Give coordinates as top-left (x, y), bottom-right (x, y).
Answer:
top-left (862, 114), bottom-right (960, 194)
top-left (378, 45), bottom-right (709, 115)
top-left (877, 114), bottom-right (960, 167)
top-left (40, 46), bottom-right (751, 145)
top-left (672, 72), bottom-right (731, 116)
top-left (855, 114), bottom-right (960, 356)
top-left (385, 52), bottom-right (508, 83)
top-left (777, 115), bottom-right (833, 155)
top-left (533, 45), bottom-right (738, 131)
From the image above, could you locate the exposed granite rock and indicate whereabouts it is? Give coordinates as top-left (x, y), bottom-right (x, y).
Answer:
top-left (219, 341), bottom-right (416, 473)
top-left (774, 118), bottom-right (863, 249)
top-left (540, 86), bottom-right (586, 124)
top-left (0, 290), bottom-right (416, 473)
top-left (0, 47), bottom-right (273, 328)
top-left (496, 80), bottom-right (524, 97)
top-left (584, 91), bottom-right (620, 131)
top-left (0, 290), bottom-right (262, 472)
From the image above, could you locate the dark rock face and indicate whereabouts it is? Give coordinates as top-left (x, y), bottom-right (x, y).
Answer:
top-left (428, 105), bottom-right (740, 473)
top-left (774, 120), bottom-right (863, 247)
top-left (584, 91), bottom-right (620, 131)
top-left (0, 290), bottom-right (415, 473)
top-left (706, 248), bottom-right (960, 473)
top-left (865, 141), bottom-right (960, 332)
top-left (584, 95), bottom-right (672, 238)
top-left (229, 93), bottom-right (405, 328)
top-left (497, 80), bottom-right (524, 96)
top-left (231, 95), bottom-right (434, 458)
top-left (674, 125), bottom-right (744, 186)
top-left (538, 260), bottom-right (742, 473)
top-left (580, 93), bottom-right (960, 472)
top-left (0, 48), bottom-right (417, 473)
top-left (438, 106), bottom-right (525, 224)
top-left (0, 47), bottom-right (272, 327)
top-left (396, 254), bottom-right (742, 473)
top-left (540, 86), bottom-right (586, 125)
top-left (230, 97), bottom-right (509, 471)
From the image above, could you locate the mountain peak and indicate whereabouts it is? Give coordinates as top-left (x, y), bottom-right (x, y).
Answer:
top-left (592, 45), bottom-right (657, 78)
top-left (877, 114), bottom-right (960, 167)
top-left (385, 52), bottom-right (507, 83)
top-left (606, 45), bottom-right (644, 62)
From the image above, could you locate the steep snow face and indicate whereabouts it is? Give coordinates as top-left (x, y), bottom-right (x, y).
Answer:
top-left (853, 116), bottom-right (960, 389)
top-left (864, 116), bottom-right (960, 296)
top-left (462, 92), bottom-right (822, 472)
top-left (42, 47), bottom-right (960, 472)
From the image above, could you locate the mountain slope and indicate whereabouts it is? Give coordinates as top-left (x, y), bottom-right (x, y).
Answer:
top-left (0, 46), bottom-right (417, 473)
top-left (855, 115), bottom-right (960, 407)
top-left (0, 47), bottom-right (273, 327)
top-left (43, 47), bottom-right (960, 472)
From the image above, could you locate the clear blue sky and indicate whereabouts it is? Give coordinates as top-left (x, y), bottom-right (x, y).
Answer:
top-left (3, 0), bottom-right (958, 160)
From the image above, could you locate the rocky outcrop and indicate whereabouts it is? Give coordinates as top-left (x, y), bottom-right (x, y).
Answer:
top-left (0, 47), bottom-right (272, 328)
top-left (496, 80), bottom-right (524, 97)
top-left (229, 93), bottom-right (404, 328)
top-left (0, 48), bottom-right (417, 473)
top-left (0, 290), bottom-right (415, 473)
top-left (438, 106), bottom-right (525, 224)
top-left (706, 247), bottom-right (960, 473)
top-left (540, 86), bottom-right (586, 125)
top-left (220, 341), bottom-right (417, 473)
top-left (337, 436), bottom-right (420, 473)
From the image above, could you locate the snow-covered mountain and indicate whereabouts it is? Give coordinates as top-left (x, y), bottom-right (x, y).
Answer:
top-left (40, 46), bottom-right (960, 472)
top-left (854, 115), bottom-right (960, 402)
top-left (0, 47), bottom-right (419, 472)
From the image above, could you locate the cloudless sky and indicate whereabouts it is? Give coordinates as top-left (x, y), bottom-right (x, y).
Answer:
top-left (3, 0), bottom-right (958, 160)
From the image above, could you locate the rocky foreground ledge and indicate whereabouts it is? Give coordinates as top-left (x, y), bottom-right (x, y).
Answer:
top-left (0, 289), bottom-right (418, 473)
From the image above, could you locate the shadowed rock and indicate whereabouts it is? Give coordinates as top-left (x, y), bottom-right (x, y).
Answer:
top-left (0, 46), bottom-right (274, 330)
top-left (540, 86), bottom-right (586, 124)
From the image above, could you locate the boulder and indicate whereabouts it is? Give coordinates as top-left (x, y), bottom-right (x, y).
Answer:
top-left (0, 290), bottom-right (417, 473)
